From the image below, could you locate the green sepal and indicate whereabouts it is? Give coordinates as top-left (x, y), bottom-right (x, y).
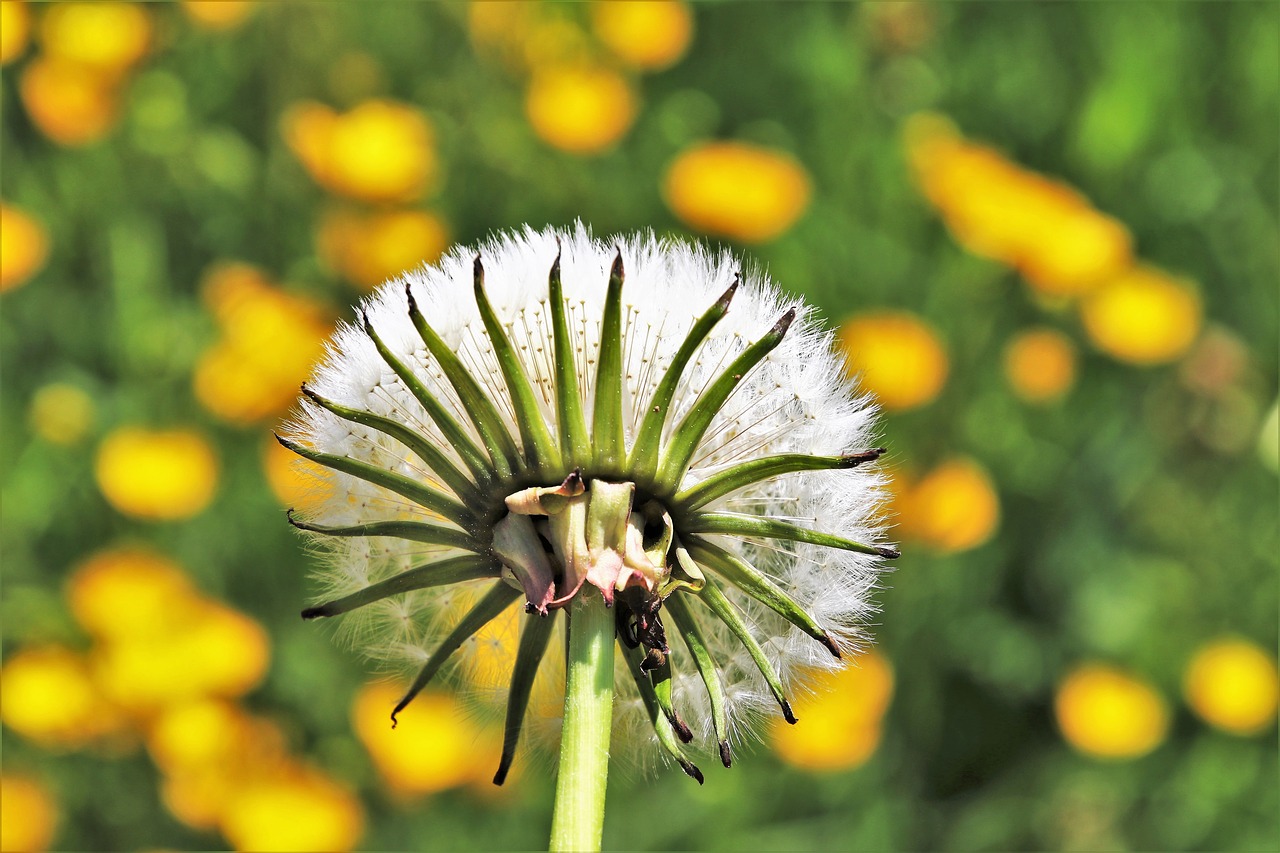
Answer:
top-left (592, 251), bottom-right (626, 471)
top-left (286, 510), bottom-right (482, 551)
top-left (686, 513), bottom-right (901, 559)
top-left (546, 245), bottom-right (591, 464)
top-left (695, 579), bottom-right (797, 724)
top-left (647, 654), bottom-right (693, 743)
top-left (391, 582), bottom-right (522, 725)
top-left (405, 284), bottom-right (521, 479)
top-left (301, 385), bottom-right (484, 505)
top-left (493, 610), bottom-right (559, 785)
top-left (654, 308), bottom-right (796, 492)
top-left (686, 539), bottom-right (840, 659)
top-left (472, 256), bottom-right (561, 475)
top-left (619, 642), bottom-right (704, 784)
top-left (658, 541), bottom-right (705, 598)
top-left (362, 313), bottom-right (494, 485)
top-left (301, 555), bottom-right (500, 620)
top-left (628, 278), bottom-right (736, 481)
top-left (674, 449), bottom-right (884, 511)
top-left (275, 435), bottom-right (473, 529)
top-left (664, 594), bottom-right (732, 766)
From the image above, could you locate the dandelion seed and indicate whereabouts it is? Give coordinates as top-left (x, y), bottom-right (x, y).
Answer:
top-left (282, 224), bottom-right (895, 850)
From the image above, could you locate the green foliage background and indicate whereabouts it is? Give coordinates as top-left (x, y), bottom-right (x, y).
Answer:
top-left (2, 2), bottom-right (1277, 851)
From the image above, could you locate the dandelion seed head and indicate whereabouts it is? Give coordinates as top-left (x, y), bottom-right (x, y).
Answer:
top-left (285, 223), bottom-right (893, 771)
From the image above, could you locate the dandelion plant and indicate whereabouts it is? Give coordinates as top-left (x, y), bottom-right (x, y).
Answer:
top-left (281, 225), bottom-right (896, 851)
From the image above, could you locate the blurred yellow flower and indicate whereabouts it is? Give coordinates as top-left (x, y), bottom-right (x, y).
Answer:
top-left (353, 681), bottom-right (499, 795)
top-left (1003, 327), bottom-right (1078, 403)
top-left (162, 767), bottom-right (247, 831)
top-left (0, 775), bottom-right (57, 853)
top-left (67, 547), bottom-right (199, 642)
top-left (159, 717), bottom-right (289, 831)
top-left (1183, 638), bottom-right (1279, 735)
top-left (899, 458), bottom-right (1000, 553)
top-left (663, 141), bottom-right (812, 242)
top-left (1, 202), bottom-right (50, 292)
top-left (317, 208), bottom-right (449, 291)
top-left (1018, 205), bottom-right (1134, 299)
top-left (590, 1), bottom-right (694, 71)
top-left (219, 764), bottom-right (364, 852)
top-left (19, 56), bottom-right (121, 146)
top-left (0, 0), bottom-right (31, 66)
top-left (147, 699), bottom-right (259, 774)
top-left (182, 0), bottom-right (257, 31)
top-left (1080, 265), bottom-right (1202, 365)
top-left (838, 310), bottom-right (948, 412)
top-left (525, 64), bottom-right (637, 155)
top-left (282, 99), bottom-right (436, 203)
top-left (29, 382), bottom-right (95, 445)
top-left (905, 113), bottom-right (1132, 297)
top-left (194, 263), bottom-right (334, 424)
top-left (40, 2), bottom-right (151, 73)
top-left (1055, 664), bottom-right (1168, 760)
top-left (0, 646), bottom-right (128, 748)
top-left (94, 602), bottom-right (270, 710)
top-left (95, 427), bottom-right (219, 520)
top-left (771, 650), bottom-right (894, 772)
top-left (262, 432), bottom-right (332, 510)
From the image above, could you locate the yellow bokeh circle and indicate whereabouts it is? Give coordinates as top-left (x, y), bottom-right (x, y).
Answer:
top-left (1055, 664), bottom-right (1169, 760)
top-left (525, 64), bottom-right (637, 155)
top-left (663, 141), bottom-right (812, 243)
top-left (93, 602), bottom-right (270, 711)
top-left (0, 1), bottom-right (32, 66)
top-left (900, 458), bottom-right (1000, 553)
top-left (282, 99), bottom-right (436, 203)
top-left (0, 645), bottom-right (127, 748)
top-left (19, 57), bottom-right (121, 147)
top-left (591, 1), bottom-right (694, 71)
top-left (219, 764), bottom-right (364, 852)
top-left (1004, 327), bottom-right (1078, 403)
top-left (353, 682), bottom-right (499, 795)
top-left (193, 263), bottom-right (334, 424)
top-left (0, 775), bottom-right (58, 853)
top-left (771, 650), bottom-right (894, 772)
top-left (1080, 266), bottom-right (1201, 365)
top-left (40, 2), bottom-right (151, 73)
top-left (1183, 638), bottom-right (1279, 735)
top-left (317, 208), bottom-right (449, 291)
top-left (147, 698), bottom-right (256, 774)
top-left (67, 547), bottom-right (200, 641)
top-left (839, 311), bottom-right (949, 412)
top-left (181, 0), bottom-right (257, 31)
top-left (1, 202), bottom-right (50, 293)
top-left (95, 427), bottom-right (219, 520)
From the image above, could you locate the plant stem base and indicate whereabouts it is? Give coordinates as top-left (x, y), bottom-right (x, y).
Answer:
top-left (549, 592), bottom-right (615, 853)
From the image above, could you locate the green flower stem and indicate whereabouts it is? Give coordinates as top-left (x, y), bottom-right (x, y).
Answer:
top-left (550, 592), bottom-right (615, 853)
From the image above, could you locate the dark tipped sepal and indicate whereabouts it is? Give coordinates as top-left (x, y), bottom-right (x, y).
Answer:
top-left (678, 757), bottom-right (705, 785)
